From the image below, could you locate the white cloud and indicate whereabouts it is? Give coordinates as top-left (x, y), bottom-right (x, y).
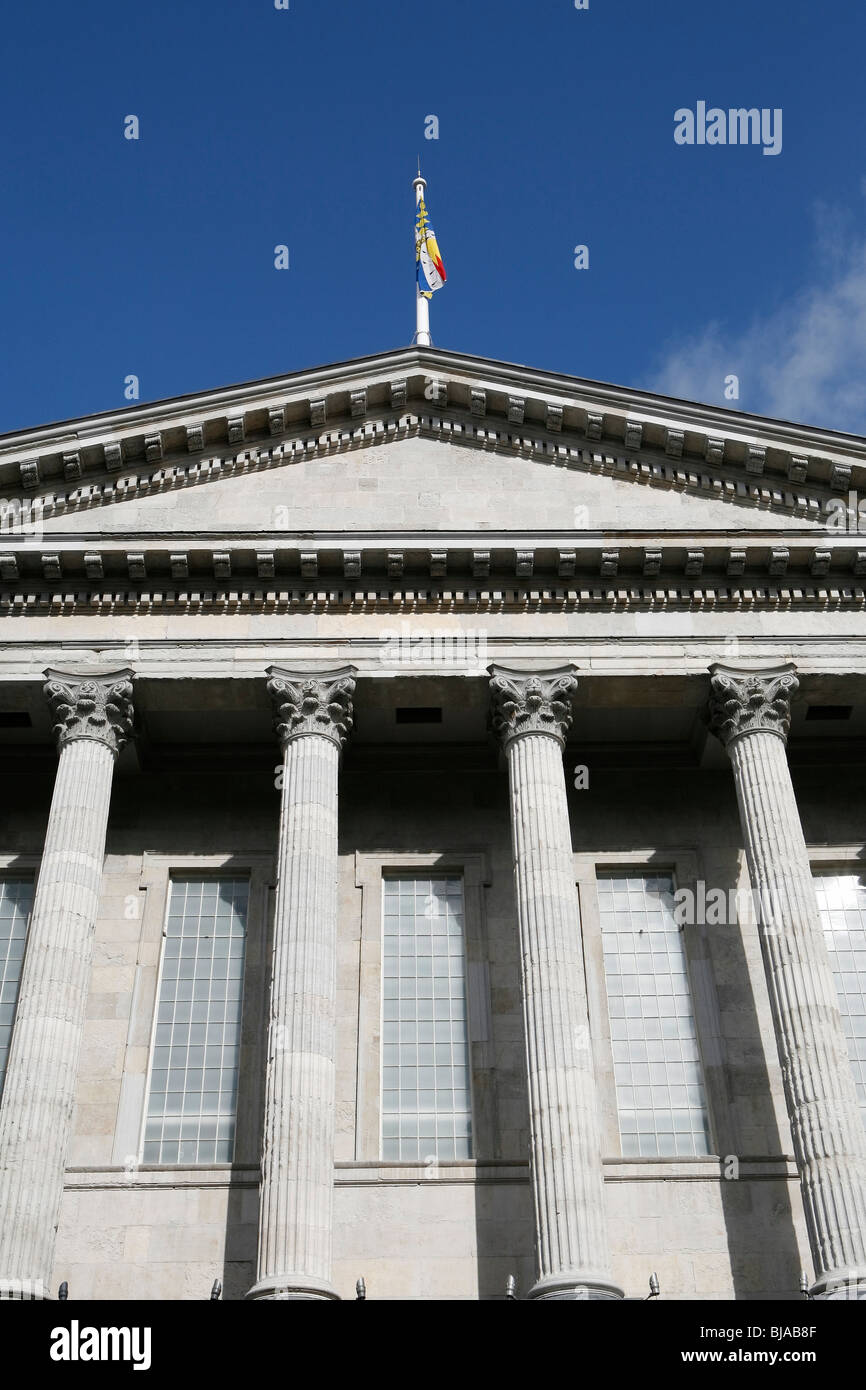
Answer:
top-left (646, 200), bottom-right (866, 434)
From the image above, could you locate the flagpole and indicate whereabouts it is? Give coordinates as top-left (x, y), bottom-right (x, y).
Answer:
top-left (413, 172), bottom-right (431, 346)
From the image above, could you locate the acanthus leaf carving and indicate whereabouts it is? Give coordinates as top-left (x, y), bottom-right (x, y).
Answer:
top-left (43, 668), bottom-right (135, 756)
top-left (488, 664), bottom-right (578, 749)
top-left (707, 662), bottom-right (798, 747)
top-left (266, 666), bottom-right (357, 750)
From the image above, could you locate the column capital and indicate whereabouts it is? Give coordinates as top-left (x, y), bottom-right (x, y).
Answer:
top-left (43, 668), bottom-right (135, 757)
top-left (488, 664), bottom-right (578, 750)
top-left (266, 665), bottom-right (357, 751)
top-left (707, 662), bottom-right (799, 749)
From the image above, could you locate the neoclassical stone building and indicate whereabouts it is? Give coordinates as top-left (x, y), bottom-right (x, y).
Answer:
top-left (0, 345), bottom-right (865, 1300)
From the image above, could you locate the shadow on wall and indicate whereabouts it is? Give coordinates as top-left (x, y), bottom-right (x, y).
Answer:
top-left (221, 889), bottom-right (268, 1302)
top-left (222, 1181), bottom-right (257, 1300)
top-left (708, 839), bottom-right (804, 1301)
top-left (474, 1170), bottom-right (536, 1301)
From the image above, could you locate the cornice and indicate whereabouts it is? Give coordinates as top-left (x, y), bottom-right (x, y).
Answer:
top-left (1, 575), bottom-right (863, 617)
top-left (2, 533), bottom-right (864, 589)
top-left (4, 344), bottom-right (866, 456)
top-left (0, 351), bottom-right (864, 524)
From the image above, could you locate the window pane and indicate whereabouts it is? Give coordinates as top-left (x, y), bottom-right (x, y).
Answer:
top-left (144, 877), bottom-right (248, 1164)
top-left (814, 874), bottom-right (866, 1124)
top-left (0, 879), bottom-right (34, 1099)
top-left (597, 872), bottom-right (711, 1157)
top-left (381, 875), bottom-right (472, 1161)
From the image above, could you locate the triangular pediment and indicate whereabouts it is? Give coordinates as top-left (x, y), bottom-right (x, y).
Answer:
top-left (26, 427), bottom-right (841, 539)
top-left (2, 347), bottom-right (865, 596)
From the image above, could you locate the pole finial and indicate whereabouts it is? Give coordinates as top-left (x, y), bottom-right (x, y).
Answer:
top-left (413, 166), bottom-right (434, 347)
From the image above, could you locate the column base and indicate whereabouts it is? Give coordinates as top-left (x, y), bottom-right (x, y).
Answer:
top-left (246, 1274), bottom-right (339, 1301)
top-left (0, 1278), bottom-right (52, 1300)
top-left (528, 1274), bottom-right (624, 1301)
top-left (809, 1266), bottom-right (866, 1300)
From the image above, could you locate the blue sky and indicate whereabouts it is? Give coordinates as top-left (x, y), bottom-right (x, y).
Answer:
top-left (2, 0), bottom-right (865, 434)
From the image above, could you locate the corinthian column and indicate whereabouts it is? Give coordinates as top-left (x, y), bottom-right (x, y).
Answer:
top-left (489, 665), bottom-right (621, 1300)
top-left (0, 669), bottom-right (134, 1301)
top-left (248, 666), bottom-right (356, 1301)
top-left (708, 662), bottom-right (866, 1299)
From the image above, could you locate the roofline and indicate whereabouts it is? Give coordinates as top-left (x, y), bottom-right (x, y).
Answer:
top-left (1, 343), bottom-right (865, 458)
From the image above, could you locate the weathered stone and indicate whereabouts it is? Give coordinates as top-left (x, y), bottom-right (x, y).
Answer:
top-left (247, 666), bottom-right (356, 1300)
top-left (0, 670), bottom-right (134, 1300)
top-left (489, 665), bottom-right (621, 1300)
top-left (708, 662), bottom-right (866, 1298)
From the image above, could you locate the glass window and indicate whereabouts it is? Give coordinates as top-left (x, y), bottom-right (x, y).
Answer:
top-left (381, 875), bottom-right (472, 1161)
top-left (814, 873), bottom-right (866, 1124)
top-left (143, 877), bottom-right (248, 1164)
top-left (0, 879), bottom-right (34, 1099)
top-left (597, 871), bottom-right (711, 1158)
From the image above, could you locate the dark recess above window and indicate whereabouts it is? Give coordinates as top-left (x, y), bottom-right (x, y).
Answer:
top-left (804, 705), bottom-right (854, 722)
top-left (395, 707), bottom-right (443, 725)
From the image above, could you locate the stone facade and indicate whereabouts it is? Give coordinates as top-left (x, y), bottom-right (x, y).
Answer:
top-left (1, 346), bottom-right (865, 1299)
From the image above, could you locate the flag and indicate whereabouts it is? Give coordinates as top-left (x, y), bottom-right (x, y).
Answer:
top-left (415, 195), bottom-right (446, 299)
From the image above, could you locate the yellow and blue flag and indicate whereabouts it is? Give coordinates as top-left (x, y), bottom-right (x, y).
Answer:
top-left (415, 195), bottom-right (446, 299)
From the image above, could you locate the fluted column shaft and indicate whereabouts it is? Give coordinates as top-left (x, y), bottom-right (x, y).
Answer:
top-left (490, 665), bottom-right (621, 1300)
top-left (0, 670), bottom-right (133, 1301)
top-left (709, 663), bottom-right (866, 1298)
top-left (249, 666), bottom-right (355, 1302)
